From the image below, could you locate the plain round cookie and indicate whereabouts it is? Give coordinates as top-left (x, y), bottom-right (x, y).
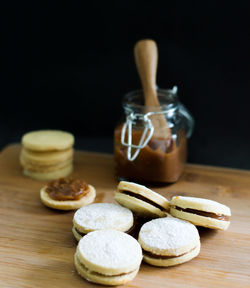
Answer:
top-left (20, 147), bottom-right (73, 165)
top-left (40, 184), bottom-right (96, 210)
top-left (170, 196), bottom-right (231, 230)
top-left (138, 217), bottom-right (200, 267)
top-left (23, 164), bottom-right (73, 181)
top-left (20, 155), bottom-right (72, 172)
top-left (22, 130), bottom-right (74, 151)
top-left (73, 203), bottom-right (133, 234)
top-left (76, 230), bottom-right (142, 276)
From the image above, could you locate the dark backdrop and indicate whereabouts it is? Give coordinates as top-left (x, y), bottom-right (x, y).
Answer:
top-left (2, 1), bottom-right (250, 169)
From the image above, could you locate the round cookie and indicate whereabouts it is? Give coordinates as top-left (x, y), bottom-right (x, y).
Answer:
top-left (20, 155), bottom-right (72, 172)
top-left (22, 130), bottom-right (74, 151)
top-left (74, 230), bottom-right (142, 285)
top-left (40, 184), bottom-right (96, 210)
top-left (72, 203), bottom-right (134, 240)
top-left (170, 196), bottom-right (231, 230)
top-left (20, 147), bottom-right (73, 166)
top-left (115, 181), bottom-right (169, 218)
top-left (138, 217), bottom-right (200, 267)
top-left (23, 164), bottom-right (73, 181)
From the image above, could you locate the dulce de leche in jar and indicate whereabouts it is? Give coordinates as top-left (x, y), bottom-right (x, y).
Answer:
top-left (114, 87), bottom-right (194, 183)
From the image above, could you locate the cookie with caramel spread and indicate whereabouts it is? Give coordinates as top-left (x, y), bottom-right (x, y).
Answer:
top-left (46, 178), bottom-right (89, 201)
top-left (40, 178), bottom-right (96, 210)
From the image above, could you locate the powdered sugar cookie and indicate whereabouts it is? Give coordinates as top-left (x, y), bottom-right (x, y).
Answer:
top-left (72, 203), bottom-right (133, 241)
top-left (74, 230), bottom-right (142, 285)
top-left (138, 217), bottom-right (200, 267)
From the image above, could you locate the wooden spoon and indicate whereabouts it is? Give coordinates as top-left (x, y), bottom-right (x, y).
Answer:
top-left (134, 39), bottom-right (171, 140)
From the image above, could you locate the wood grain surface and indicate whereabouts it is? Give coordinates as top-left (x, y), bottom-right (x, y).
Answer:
top-left (0, 144), bottom-right (250, 288)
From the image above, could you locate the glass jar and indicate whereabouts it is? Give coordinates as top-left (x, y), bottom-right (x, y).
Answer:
top-left (114, 86), bottom-right (194, 183)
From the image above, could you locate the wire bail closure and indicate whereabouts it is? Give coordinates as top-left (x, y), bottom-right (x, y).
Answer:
top-left (121, 112), bottom-right (154, 161)
top-left (120, 86), bottom-right (178, 161)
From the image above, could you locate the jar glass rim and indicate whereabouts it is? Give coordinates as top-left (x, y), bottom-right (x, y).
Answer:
top-left (122, 88), bottom-right (179, 113)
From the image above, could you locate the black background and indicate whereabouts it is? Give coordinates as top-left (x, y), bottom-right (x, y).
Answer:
top-left (2, 1), bottom-right (250, 169)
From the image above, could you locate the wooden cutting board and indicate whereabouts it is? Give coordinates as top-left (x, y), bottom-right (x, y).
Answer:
top-left (0, 144), bottom-right (249, 288)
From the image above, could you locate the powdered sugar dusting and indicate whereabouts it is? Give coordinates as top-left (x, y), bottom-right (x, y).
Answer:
top-left (78, 230), bottom-right (142, 269)
top-left (73, 203), bottom-right (133, 231)
top-left (139, 217), bottom-right (199, 252)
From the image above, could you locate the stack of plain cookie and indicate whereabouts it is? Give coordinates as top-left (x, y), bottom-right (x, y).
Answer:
top-left (20, 130), bottom-right (74, 180)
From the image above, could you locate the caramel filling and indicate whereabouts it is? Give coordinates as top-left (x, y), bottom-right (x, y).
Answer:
top-left (90, 268), bottom-right (136, 277)
top-left (46, 178), bottom-right (89, 201)
top-left (77, 256), bottom-right (136, 277)
top-left (174, 206), bottom-right (230, 221)
top-left (121, 190), bottom-right (166, 211)
top-left (143, 246), bottom-right (197, 259)
top-left (75, 227), bottom-right (86, 237)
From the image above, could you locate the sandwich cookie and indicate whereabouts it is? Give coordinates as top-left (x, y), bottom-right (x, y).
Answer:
top-left (138, 217), bottom-right (200, 267)
top-left (40, 178), bottom-right (96, 210)
top-left (72, 203), bottom-right (134, 241)
top-left (115, 181), bottom-right (169, 218)
top-left (74, 230), bottom-right (142, 286)
top-left (170, 196), bottom-right (231, 230)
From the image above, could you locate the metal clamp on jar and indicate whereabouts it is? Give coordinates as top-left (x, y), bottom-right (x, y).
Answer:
top-left (114, 87), bottom-right (194, 183)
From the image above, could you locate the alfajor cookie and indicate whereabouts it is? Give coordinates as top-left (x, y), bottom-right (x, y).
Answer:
top-left (20, 130), bottom-right (74, 180)
top-left (74, 230), bottom-right (142, 286)
top-left (170, 196), bottom-right (231, 230)
top-left (40, 178), bottom-right (96, 210)
top-left (115, 181), bottom-right (169, 218)
top-left (72, 203), bottom-right (134, 241)
top-left (138, 217), bottom-right (200, 267)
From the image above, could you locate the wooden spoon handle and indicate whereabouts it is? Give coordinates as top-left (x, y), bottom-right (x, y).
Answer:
top-left (134, 39), bottom-right (159, 106)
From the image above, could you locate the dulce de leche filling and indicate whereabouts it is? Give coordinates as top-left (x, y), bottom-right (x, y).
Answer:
top-left (143, 246), bottom-right (197, 259)
top-left (46, 178), bottom-right (89, 201)
top-left (77, 255), bottom-right (136, 277)
top-left (121, 190), bottom-right (166, 211)
top-left (174, 206), bottom-right (230, 221)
